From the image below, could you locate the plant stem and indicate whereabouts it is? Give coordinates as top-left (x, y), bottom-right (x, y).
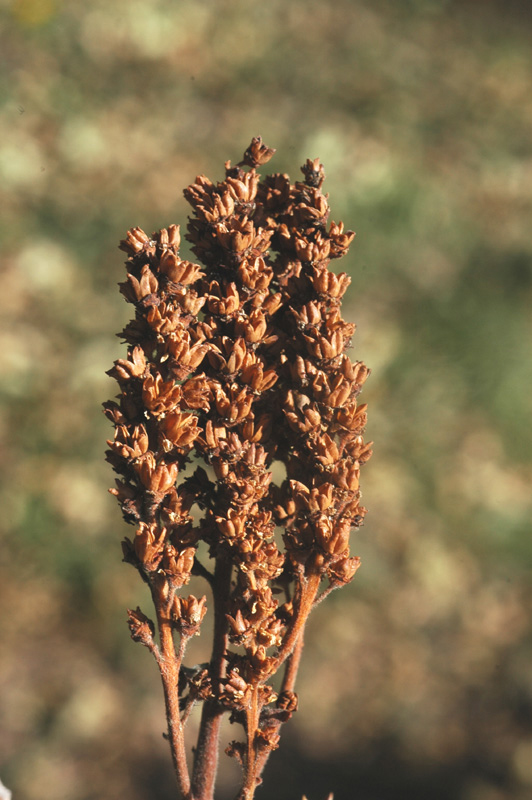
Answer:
top-left (280, 628), bottom-right (305, 696)
top-left (191, 556), bottom-right (233, 800)
top-left (250, 577), bottom-right (318, 792)
top-left (269, 573), bottom-right (321, 676)
top-left (155, 606), bottom-right (191, 800)
top-left (238, 687), bottom-right (262, 800)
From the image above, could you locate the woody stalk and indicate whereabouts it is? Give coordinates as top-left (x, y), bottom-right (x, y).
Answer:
top-left (104, 138), bottom-right (372, 800)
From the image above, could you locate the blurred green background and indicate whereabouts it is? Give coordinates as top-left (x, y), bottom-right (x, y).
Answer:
top-left (1, 1), bottom-right (532, 799)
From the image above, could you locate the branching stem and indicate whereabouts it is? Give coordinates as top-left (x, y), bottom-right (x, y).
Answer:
top-left (154, 602), bottom-right (191, 800)
top-left (191, 556), bottom-right (233, 800)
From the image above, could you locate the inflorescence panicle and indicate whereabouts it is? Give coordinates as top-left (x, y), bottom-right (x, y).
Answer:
top-left (104, 137), bottom-right (372, 800)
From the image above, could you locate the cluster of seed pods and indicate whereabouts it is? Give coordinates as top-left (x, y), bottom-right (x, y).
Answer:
top-left (105, 138), bottom-right (371, 800)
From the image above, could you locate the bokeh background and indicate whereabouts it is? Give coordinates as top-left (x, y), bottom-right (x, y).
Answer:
top-left (1, 1), bottom-right (531, 799)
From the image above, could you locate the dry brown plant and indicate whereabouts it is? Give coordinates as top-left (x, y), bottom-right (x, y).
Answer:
top-left (104, 138), bottom-right (372, 800)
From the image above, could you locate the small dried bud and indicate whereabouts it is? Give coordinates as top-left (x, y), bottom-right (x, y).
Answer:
top-left (336, 401), bottom-right (368, 434)
top-left (158, 224), bottom-right (181, 250)
top-left (127, 607), bottom-right (155, 648)
top-left (222, 669), bottom-right (251, 709)
top-left (240, 136), bottom-right (276, 168)
top-left (227, 608), bottom-right (250, 642)
top-left (159, 252), bottom-right (203, 284)
top-left (329, 220), bottom-right (356, 258)
top-left (121, 265), bottom-right (159, 304)
top-left (162, 544), bottom-right (195, 584)
top-left (216, 508), bottom-right (245, 541)
top-left (172, 594), bottom-right (207, 636)
top-left (142, 373), bottom-right (182, 415)
top-left (107, 346), bottom-right (146, 382)
top-left (206, 281), bottom-right (241, 316)
top-left (225, 740), bottom-right (246, 766)
top-left (107, 424), bottom-right (149, 460)
top-left (277, 690), bottom-right (298, 714)
top-left (134, 522), bottom-right (166, 572)
top-left (119, 227), bottom-right (153, 255)
top-left (135, 454), bottom-right (178, 494)
top-left (328, 555), bottom-right (361, 587)
top-left (234, 309), bottom-right (268, 343)
top-left (160, 412), bottom-right (200, 449)
top-left (254, 727), bottom-right (280, 754)
top-left (300, 157), bottom-right (325, 188)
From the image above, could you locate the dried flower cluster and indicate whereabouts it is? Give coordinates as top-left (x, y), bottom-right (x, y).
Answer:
top-left (104, 138), bottom-right (371, 800)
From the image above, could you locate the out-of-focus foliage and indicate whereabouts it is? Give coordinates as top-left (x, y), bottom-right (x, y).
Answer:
top-left (1, 1), bottom-right (531, 799)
